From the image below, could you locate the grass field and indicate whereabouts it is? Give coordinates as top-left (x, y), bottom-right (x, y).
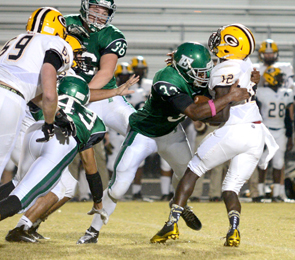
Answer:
top-left (0, 201), bottom-right (294, 260)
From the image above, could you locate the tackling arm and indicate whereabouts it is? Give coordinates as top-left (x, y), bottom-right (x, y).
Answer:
top-left (184, 80), bottom-right (249, 121)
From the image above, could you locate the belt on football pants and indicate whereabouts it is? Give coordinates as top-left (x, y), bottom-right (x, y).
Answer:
top-left (0, 83), bottom-right (24, 100)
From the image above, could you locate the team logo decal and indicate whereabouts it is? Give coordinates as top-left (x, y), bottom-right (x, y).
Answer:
top-left (100, 0), bottom-right (111, 7)
top-left (177, 55), bottom-right (194, 69)
top-left (58, 15), bottom-right (66, 27)
top-left (224, 34), bottom-right (239, 47)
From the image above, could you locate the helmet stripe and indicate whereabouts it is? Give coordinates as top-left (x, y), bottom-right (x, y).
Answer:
top-left (231, 24), bottom-right (255, 56)
top-left (31, 8), bottom-right (51, 33)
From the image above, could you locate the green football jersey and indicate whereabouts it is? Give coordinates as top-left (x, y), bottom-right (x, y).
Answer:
top-left (129, 66), bottom-right (207, 137)
top-left (65, 14), bottom-right (127, 89)
top-left (58, 94), bottom-right (106, 151)
top-left (29, 98), bottom-right (106, 152)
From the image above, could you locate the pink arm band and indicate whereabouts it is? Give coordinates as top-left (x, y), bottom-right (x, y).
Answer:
top-left (208, 99), bottom-right (216, 117)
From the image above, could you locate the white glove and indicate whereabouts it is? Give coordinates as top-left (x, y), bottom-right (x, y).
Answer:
top-left (87, 207), bottom-right (109, 225)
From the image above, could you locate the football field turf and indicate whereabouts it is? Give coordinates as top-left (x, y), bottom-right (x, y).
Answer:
top-left (0, 201), bottom-right (294, 260)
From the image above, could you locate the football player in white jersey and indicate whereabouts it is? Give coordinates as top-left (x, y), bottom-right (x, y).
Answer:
top-left (253, 39), bottom-right (295, 90)
top-left (256, 66), bottom-right (293, 202)
top-left (0, 7), bottom-right (75, 177)
top-left (151, 24), bottom-right (279, 247)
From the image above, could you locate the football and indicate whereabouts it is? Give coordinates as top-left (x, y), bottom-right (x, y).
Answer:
top-left (194, 95), bottom-right (210, 104)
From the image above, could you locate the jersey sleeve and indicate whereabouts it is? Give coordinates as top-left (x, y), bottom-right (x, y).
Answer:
top-left (285, 88), bottom-right (294, 106)
top-left (79, 116), bottom-right (106, 151)
top-left (153, 81), bottom-right (193, 112)
top-left (100, 27), bottom-right (127, 58)
top-left (46, 38), bottom-right (73, 74)
top-left (79, 132), bottom-right (105, 152)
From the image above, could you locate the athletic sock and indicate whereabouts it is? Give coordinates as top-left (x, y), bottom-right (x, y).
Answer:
top-left (91, 189), bottom-right (117, 231)
top-left (167, 204), bottom-right (183, 225)
top-left (132, 184), bottom-right (141, 195)
top-left (258, 183), bottom-right (265, 196)
top-left (16, 215), bottom-right (33, 230)
top-left (228, 210), bottom-right (240, 230)
top-left (160, 176), bottom-right (171, 195)
top-left (273, 183), bottom-right (280, 197)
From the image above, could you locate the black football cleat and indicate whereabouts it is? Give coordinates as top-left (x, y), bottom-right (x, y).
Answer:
top-left (181, 205), bottom-right (202, 231)
top-left (28, 225), bottom-right (50, 240)
top-left (5, 225), bottom-right (38, 243)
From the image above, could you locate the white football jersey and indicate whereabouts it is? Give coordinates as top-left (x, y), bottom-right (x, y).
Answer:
top-left (256, 87), bottom-right (293, 129)
top-left (209, 58), bottom-right (262, 125)
top-left (0, 32), bottom-right (73, 102)
top-left (253, 61), bottom-right (294, 89)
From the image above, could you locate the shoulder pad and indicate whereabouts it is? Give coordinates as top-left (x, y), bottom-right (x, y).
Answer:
top-left (153, 81), bottom-right (180, 97)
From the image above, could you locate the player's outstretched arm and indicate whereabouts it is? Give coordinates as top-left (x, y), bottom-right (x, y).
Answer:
top-left (89, 74), bottom-right (139, 102)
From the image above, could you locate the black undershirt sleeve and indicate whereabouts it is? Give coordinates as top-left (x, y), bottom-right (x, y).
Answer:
top-left (167, 92), bottom-right (194, 113)
top-left (43, 50), bottom-right (63, 71)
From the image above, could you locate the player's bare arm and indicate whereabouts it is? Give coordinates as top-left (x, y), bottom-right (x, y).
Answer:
top-left (80, 147), bottom-right (109, 224)
top-left (184, 80), bottom-right (249, 121)
top-left (89, 74), bottom-right (138, 102)
top-left (40, 63), bottom-right (58, 124)
top-left (88, 53), bottom-right (118, 90)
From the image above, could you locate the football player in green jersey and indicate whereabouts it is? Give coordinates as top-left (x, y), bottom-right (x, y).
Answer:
top-left (65, 0), bottom-right (136, 136)
top-left (65, 1), bottom-right (138, 207)
top-left (0, 75), bottom-right (110, 242)
top-left (77, 42), bottom-right (251, 244)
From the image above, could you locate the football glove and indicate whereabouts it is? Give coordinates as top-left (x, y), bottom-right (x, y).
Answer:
top-left (54, 109), bottom-right (77, 138)
top-left (87, 207), bottom-right (109, 225)
top-left (36, 122), bottom-right (55, 143)
top-left (67, 24), bottom-right (90, 39)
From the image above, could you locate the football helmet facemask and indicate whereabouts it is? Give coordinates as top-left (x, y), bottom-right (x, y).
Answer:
top-left (26, 7), bottom-right (67, 39)
top-left (258, 39), bottom-right (279, 65)
top-left (208, 23), bottom-right (255, 60)
top-left (65, 35), bottom-right (92, 73)
top-left (173, 42), bottom-right (213, 88)
top-left (80, 0), bottom-right (116, 30)
top-left (263, 65), bottom-right (285, 88)
top-left (58, 75), bottom-right (90, 106)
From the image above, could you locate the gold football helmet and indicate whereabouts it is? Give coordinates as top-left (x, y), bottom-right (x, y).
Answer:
top-left (114, 62), bottom-right (133, 77)
top-left (130, 56), bottom-right (148, 79)
top-left (65, 35), bottom-right (91, 73)
top-left (208, 23), bottom-right (255, 60)
top-left (258, 39), bottom-right (279, 65)
top-left (26, 7), bottom-right (67, 39)
top-left (115, 62), bottom-right (134, 85)
top-left (263, 65), bottom-right (284, 87)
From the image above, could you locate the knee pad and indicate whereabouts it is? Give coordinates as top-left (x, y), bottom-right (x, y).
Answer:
top-left (187, 155), bottom-right (207, 178)
top-left (108, 180), bottom-right (130, 200)
top-left (51, 181), bottom-right (66, 201)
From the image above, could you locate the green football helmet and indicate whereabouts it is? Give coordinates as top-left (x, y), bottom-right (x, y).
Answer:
top-left (58, 75), bottom-right (90, 105)
top-left (80, 0), bottom-right (116, 30)
top-left (173, 42), bottom-right (213, 88)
